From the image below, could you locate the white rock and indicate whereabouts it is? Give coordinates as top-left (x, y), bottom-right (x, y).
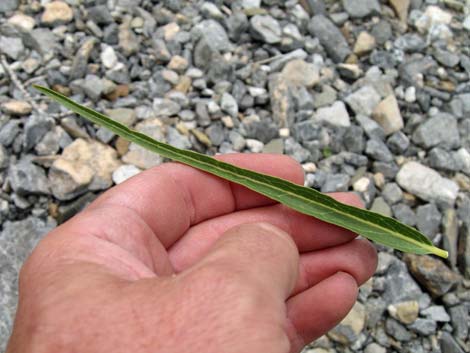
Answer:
top-left (396, 161), bottom-right (459, 207)
top-left (455, 148), bottom-right (470, 175)
top-left (8, 13), bottom-right (35, 32)
top-left (302, 162), bottom-right (317, 173)
top-left (372, 94), bottom-right (404, 135)
top-left (415, 6), bottom-right (452, 33)
top-left (112, 165), bottom-right (141, 184)
top-left (245, 139), bottom-right (264, 153)
top-left (314, 101), bottom-right (351, 128)
top-left (241, 0), bottom-right (261, 9)
top-left (405, 86), bottom-right (416, 103)
top-left (101, 45), bottom-right (118, 69)
top-left (353, 177), bottom-right (370, 193)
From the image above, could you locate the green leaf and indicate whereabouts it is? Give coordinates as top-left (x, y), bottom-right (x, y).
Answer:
top-left (33, 85), bottom-right (448, 259)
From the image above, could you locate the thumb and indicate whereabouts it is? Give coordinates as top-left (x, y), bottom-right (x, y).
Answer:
top-left (193, 222), bottom-right (299, 299)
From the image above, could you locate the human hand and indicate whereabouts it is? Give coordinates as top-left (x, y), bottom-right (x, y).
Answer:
top-left (6, 154), bottom-right (377, 353)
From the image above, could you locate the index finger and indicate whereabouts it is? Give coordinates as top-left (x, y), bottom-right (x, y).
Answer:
top-left (87, 154), bottom-right (304, 248)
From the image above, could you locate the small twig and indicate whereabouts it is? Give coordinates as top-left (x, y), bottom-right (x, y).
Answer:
top-left (252, 52), bottom-right (289, 66)
top-left (24, 75), bottom-right (47, 86)
top-left (0, 54), bottom-right (43, 113)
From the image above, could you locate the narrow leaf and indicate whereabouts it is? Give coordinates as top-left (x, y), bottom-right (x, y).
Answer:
top-left (33, 85), bottom-right (448, 258)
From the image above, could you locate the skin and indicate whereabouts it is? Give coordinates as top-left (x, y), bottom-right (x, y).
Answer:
top-left (6, 154), bottom-right (377, 353)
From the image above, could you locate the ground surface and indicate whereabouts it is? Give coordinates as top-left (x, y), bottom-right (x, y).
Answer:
top-left (0, 0), bottom-right (469, 352)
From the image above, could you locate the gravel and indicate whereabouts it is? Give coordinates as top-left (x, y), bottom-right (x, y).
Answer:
top-left (0, 1), bottom-right (469, 352)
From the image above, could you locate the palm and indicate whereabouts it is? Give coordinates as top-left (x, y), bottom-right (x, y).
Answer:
top-left (12, 154), bottom-right (376, 353)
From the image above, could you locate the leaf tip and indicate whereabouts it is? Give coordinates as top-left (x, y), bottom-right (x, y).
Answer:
top-left (432, 247), bottom-right (448, 259)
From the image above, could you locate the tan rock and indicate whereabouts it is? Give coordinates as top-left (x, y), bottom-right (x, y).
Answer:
top-left (389, 0), bottom-right (410, 22)
top-left (49, 139), bottom-right (121, 200)
top-left (191, 129), bottom-right (212, 147)
top-left (41, 1), bottom-right (73, 26)
top-left (8, 13), bottom-right (36, 32)
top-left (353, 31), bottom-right (376, 56)
top-left (122, 119), bottom-right (165, 169)
top-left (1, 100), bottom-right (32, 116)
top-left (168, 55), bottom-right (189, 73)
top-left (328, 302), bottom-right (366, 344)
top-left (105, 108), bottom-right (137, 127)
top-left (388, 301), bottom-right (419, 324)
top-left (372, 94), bottom-right (404, 135)
top-left (281, 59), bottom-right (320, 87)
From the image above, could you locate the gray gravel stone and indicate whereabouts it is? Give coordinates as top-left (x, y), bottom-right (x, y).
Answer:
top-left (392, 203), bottom-right (417, 226)
top-left (153, 98), bottom-right (181, 117)
top-left (314, 101), bottom-right (351, 128)
top-left (321, 173), bottom-right (350, 193)
top-left (220, 93), bottom-right (238, 118)
top-left (440, 331), bottom-right (465, 353)
top-left (408, 318), bottom-right (437, 336)
top-left (24, 114), bottom-right (55, 151)
top-left (0, 36), bottom-right (24, 60)
top-left (366, 139), bottom-right (394, 162)
top-left (8, 159), bottom-right (50, 195)
top-left (0, 0), bottom-right (18, 12)
top-left (355, 115), bottom-right (386, 140)
top-left (346, 86), bottom-right (381, 116)
top-left (382, 183), bottom-right (403, 205)
top-left (0, 217), bottom-right (56, 350)
top-left (23, 28), bottom-right (57, 56)
top-left (343, 0), bottom-right (381, 18)
top-left (385, 318), bottom-right (412, 341)
top-left (343, 125), bottom-right (365, 153)
top-left (387, 131), bottom-right (410, 154)
top-left (193, 19), bottom-right (232, 52)
top-left (449, 305), bottom-right (469, 341)
top-left (416, 203), bottom-right (442, 239)
top-left (250, 15), bottom-right (282, 44)
top-left (396, 161), bottom-right (459, 207)
top-left (422, 305), bottom-right (451, 322)
top-left (412, 113), bottom-right (461, 150)
top-left (308, 15), bottom-right (351, 63)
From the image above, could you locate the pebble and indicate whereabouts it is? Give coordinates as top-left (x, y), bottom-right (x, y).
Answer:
top-left (8, 159), bottom-right (50, 196)
top-left (392, 203), bottom-right (416, 226)
top-left (372, 95), bottom-right (404, 136)
top-left (370, 197), bottom-right (392, 217)
top-left (354, 31), bottom-right (376, 56)
top-left (439, 331), bottom-right (465, 353)
top-left (308, 15), bottom-right (351, 63)
top-left (8, 13), bottom-right (35, 32)
top-left (404, 254), bottom-right (461, 297)
top-left (328, 302), bottom-right (366, 345)
top-left (0, 0), bottom-right (18, 13)
top-left (153, 98), bottom-right (181, 117)
top-left (123, 120), bottom-right (165, 169)
top-left (412, 113), bottom-right (460, 150)
top-left (112, 165), bottom-right (141, 185)
top-left (396, 161), bottom-right (459, 207)
top-left (194, 19), bottom-right (232, 52)
top-left (346, 86), bottom-right (381, 117)
top-left (390, 0), bottom-right (411, 22)
top-left (342, 0), bottom-right (381, 18)
top-left (1, 100), bottom-right (32, 116)
top-left (321, 173), bottom-right (350, 193)
top-left (0, 36), bottom-right (24, 60)
top-left (101, 45), bottom-right (118, 69)
top-left (416, 203), bottom-right (442, 239)
top-left (387, 300), bottom-right (419, 324)
top-left (281, 59), bottom-right (320, 87)
top-left (314, 101), bottom-right (351, 128)
top-left (41, 1), bottom-right (73, 26)
top-left (250, 15), bottom-right (282, 44)
top-left (409, 318), bottom-right (437, 336)
top-left (49, 138), bottom-right (121, 200)
top-left (366, 139), bottom-right (394, 162)
top-left (422, 306), bottom-right (451, 322)
top-left (382, 183), bottom-right (403, 205)
top-left (220, 93), bottom-right (238, 119)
